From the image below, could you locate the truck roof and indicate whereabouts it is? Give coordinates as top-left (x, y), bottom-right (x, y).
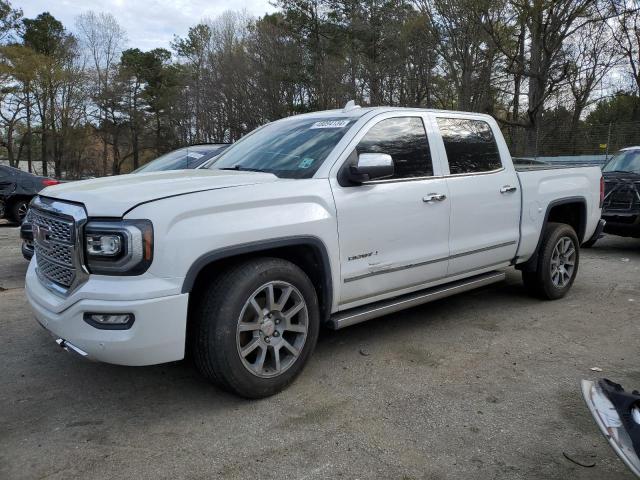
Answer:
top-left (281, 104), bottom-right (494, 121)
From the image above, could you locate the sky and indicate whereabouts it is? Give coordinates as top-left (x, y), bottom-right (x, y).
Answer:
top-left (19, 0), bottom-right (277, 50)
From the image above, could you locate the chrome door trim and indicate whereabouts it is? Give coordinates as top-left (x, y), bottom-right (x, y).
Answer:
top-left (343, 240), bottom-right (516, 283)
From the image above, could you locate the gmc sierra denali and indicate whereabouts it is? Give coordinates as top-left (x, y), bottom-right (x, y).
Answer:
top-left (25, 104), bottom-right (604, 398)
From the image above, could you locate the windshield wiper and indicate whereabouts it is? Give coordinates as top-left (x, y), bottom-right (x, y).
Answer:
top-left (219, 165), bottom-right (265, 173)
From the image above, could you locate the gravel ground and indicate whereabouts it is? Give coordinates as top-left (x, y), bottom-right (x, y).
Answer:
top-left (1, 219), bottom-right (639, 480)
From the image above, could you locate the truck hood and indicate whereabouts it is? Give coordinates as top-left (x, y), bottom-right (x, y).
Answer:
top-left (40, 169), bottom-right (280, 217)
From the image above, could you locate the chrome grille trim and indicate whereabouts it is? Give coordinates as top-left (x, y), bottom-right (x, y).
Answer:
top-left (31, 196), bottom-right (88, 297)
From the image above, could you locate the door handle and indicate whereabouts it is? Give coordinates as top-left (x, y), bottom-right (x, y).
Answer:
top-left (500, 185), bottom-right (517, 194)
top-left (423, 193), bottom-right (447, 203)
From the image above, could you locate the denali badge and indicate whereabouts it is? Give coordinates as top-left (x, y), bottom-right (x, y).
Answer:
top-left (348, 251), bottom-right (377, 261)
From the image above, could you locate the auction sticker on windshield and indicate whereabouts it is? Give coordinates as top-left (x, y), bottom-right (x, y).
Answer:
top-left (310, 120), bottom-right (350, 129)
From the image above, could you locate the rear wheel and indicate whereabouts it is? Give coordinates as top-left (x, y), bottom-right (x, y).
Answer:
top-left (522, 222), bottom-right (580, 300)
top-left (192, 257), bottom-right (320, 398)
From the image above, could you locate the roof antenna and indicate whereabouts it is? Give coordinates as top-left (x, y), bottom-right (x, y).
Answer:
top-left (342, 100), bottom-right (361, 113)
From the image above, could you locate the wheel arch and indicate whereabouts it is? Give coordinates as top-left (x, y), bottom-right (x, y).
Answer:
top-left (182, 236), bottom-right (333, 322)
top-left (545, 197), bottom-right (587, 242)
top-left (517, 196), bottom-right (587, 272)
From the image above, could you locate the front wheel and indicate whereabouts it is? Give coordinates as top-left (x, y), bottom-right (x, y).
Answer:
top-left (9, 199), bottom-right (29, 224)
top-left (192, 257), bottom-right (320, 398)
top-left (522, 222), bottom-right (580, 300)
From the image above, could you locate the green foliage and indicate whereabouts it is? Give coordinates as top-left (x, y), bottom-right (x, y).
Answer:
top-left (22, 12), bottom-right (66, 56)
top-left (586, 93), bottom-right (640, 125)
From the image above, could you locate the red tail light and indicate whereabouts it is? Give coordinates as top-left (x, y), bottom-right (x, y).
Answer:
top-left (599, 176), bottom-right (604, 208)
top-left (41, 179), bottom-right (59, 187)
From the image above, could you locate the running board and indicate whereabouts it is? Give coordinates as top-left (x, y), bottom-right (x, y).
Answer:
top-left (328, 271), bottom-right (506, 330)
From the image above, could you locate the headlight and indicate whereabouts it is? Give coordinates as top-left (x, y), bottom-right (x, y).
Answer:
top-left (84, 220), bottom-right (153, 275)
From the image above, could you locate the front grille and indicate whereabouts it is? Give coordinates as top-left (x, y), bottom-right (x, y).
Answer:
top-left (30, 209), bottom-right (73, 242)
top-left (37, 255), bottom-right (75, 286)
top-left (30, 198), bottom-right (87, 295)
top-left (604, 182), bottom-right (640, 212)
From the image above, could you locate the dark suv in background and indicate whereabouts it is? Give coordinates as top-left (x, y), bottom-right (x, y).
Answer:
top-left (585, 147), bottom-right (640, 247)
top-left (0, 165), bottom-right (59, 224)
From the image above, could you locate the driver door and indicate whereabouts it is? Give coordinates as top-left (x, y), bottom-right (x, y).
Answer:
top-left (330, 114), bottom-right (451, 308)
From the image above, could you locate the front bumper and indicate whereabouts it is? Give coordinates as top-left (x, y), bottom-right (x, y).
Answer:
top-left (20, 218), bottom-right (34, 260)
top-left (21, 240), bottom-right (34, 260)
top-left (25, 262), bottom-right (189, 366)
top-left (602, 213), bottom-right (640, 237)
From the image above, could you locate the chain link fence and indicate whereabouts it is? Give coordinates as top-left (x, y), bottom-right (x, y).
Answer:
top-left (503, 121), bottom-right (640, 165)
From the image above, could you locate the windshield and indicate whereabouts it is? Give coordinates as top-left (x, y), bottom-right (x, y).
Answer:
top-left (134, 145), bottom-right (228, 173)
top-left (603, 150), bottom-right (640, 174)
top-left (210, 117), bottom-right (355, 179)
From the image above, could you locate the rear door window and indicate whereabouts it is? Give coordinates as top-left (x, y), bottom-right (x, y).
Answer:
top-left (436, 118), bottom-right (502, 174)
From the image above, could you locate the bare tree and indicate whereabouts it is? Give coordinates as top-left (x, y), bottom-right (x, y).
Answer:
top-left (609, 1), bottom-right (640, 93)
top-left (566, 18), bottom-right (618, 131)
top-left (76, 11), bottom-right (126, 175)
top-left (484, 0), bottom-right (610, 151)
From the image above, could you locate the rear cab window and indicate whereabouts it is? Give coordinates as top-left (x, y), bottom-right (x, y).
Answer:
top-left (435, 118), bottom-right (502, 175)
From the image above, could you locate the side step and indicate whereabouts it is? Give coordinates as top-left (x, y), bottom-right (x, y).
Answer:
top-left (328, 271), bottom-right (506, 330)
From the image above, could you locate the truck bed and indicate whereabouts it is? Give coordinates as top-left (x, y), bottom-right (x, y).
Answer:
top-left (514, 164), bottom-right (602, 262)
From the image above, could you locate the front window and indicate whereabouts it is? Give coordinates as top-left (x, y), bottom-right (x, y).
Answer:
top-left (603, 150), bottom-right (640, 174)
top-left (210, 117), bottom-right (355, 179)
top-left (356, 117), bottom-right (433, 179)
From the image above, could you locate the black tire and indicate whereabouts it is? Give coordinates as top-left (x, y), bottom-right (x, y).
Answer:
top-left (522, 222), bottom-right (580, 300)
top-left (9, 199), bottom-right (29, 224)
top-left (192, 257), bottom-right (320, 398)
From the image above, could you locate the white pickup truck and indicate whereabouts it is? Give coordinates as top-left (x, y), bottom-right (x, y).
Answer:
top-left (25, 104), bottom-right (604, 398)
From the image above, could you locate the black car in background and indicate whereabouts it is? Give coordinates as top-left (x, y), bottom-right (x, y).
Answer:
top-left (585, 147), bottom-right (640, 247)
top-left (20, 144), bottom-right (230, 260)
top-left (0, 165), bottom-right (59, 224)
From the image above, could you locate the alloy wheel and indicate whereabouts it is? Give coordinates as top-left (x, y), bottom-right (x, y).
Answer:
top-left (550, 236), bottom-right (576, 288)
top-left (235, 281), bottom-right (308, 378)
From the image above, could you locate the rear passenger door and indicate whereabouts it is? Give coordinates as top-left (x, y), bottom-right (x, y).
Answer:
top-left (432, 115), bottom-right (520, 276)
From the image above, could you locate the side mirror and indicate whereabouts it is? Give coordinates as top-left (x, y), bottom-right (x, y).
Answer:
top-left (348, 153), bottom-right (394, 183)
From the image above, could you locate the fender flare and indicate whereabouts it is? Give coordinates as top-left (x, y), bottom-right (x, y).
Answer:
top-left (517, 196), bottom-right (587, 271)
top-left (181, 235), bottom-right (333, 318)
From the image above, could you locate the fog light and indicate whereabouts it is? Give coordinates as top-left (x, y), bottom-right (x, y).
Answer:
top-left (84, 313), bottom-right (135, 330)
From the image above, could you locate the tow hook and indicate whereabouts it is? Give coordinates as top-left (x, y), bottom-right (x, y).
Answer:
top-left (55, 338), bottom-right (89, 358)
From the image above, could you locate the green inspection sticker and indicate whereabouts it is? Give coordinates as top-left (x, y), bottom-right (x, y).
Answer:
top-left (298, 158), bottom-right (315, 169)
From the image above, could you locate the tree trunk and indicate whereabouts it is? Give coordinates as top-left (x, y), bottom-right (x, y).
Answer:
top-left (26, 88), bottom-right (32, 173)
top-left (526, 6), bottom-right (544, 155)
top-left (512, 22), bottom-right (525, 121)
top-left (41, 99), bottom-right (48, 177)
